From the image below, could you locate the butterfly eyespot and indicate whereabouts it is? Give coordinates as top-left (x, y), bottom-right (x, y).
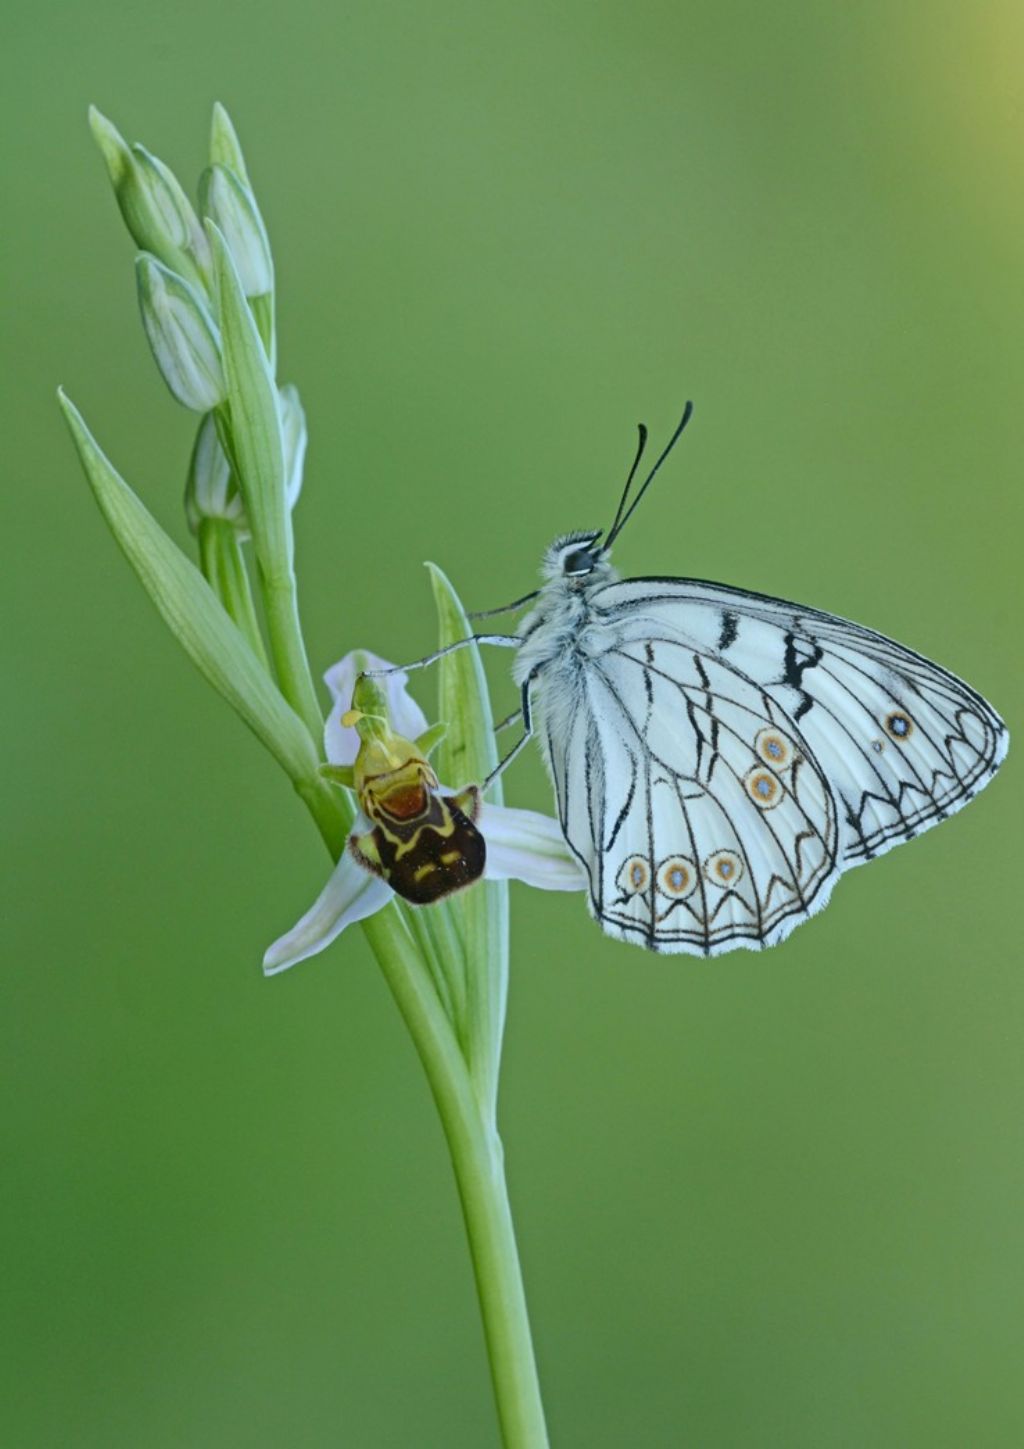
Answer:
top-left (744, 767), bottom-right (782, 809)
top-left (872, 739), bottom-right (885, 753)
top-left (618, 856), bottom-right (650, 894)
top-left (754, 728), bottom-right (794, 768)
top-left (704, 850), bottom-right (744, 887)
top-left (884, 711), bottom-right (914, 741)
top-left (656, 856), bottom-right (697, 899)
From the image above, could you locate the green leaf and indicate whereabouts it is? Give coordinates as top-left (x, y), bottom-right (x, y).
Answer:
top-left (59, 390), bottom-right (319, 788)
top-left (414, 721), bottom-right (448, 758)
top-left (320, 763), bottom-right (356, 789)
top-left (427, 562), bottom-right (509, 1124)
top-left (206, 220), bottom-right (288, 581)
top-left (208, 220), bottom-right (322, 743)
top-left (428, 564), bottom-right (503, 805)
top-left (196, 517), bottom-right (268, 669)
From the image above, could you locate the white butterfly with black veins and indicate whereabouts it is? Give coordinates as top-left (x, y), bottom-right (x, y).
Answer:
top-left (438, 405), bottom-right (1007, 954)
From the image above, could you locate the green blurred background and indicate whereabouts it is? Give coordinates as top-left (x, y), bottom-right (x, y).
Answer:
top-left (4, 1), bottom-right (1022, 1444)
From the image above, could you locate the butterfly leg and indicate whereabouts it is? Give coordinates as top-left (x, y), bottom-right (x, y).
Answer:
top-left (362, 634), bottom-right (521, 677)
top-left (493, 708), bottom-right (523, 734)
top-left (481, 671), bottom-right (539, 790)
top-left (467, 590), bottom-right (541, 620)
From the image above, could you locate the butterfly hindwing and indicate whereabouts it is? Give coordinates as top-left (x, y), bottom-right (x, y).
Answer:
top-left (541, 638), bottom-right (842, 954)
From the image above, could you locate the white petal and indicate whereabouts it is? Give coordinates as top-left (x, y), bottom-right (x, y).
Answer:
top-left (279, 383), bottom-right (307, 512)
top-left (263, 846), bottom-right (392, 974)
top-left (479, 804), bottom-right (587, 891)
top-left (323, 650), bottom-right (429, 765)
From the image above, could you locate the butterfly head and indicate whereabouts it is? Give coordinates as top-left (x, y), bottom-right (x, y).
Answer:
top-left (543, 530), bottom-right (614, 587)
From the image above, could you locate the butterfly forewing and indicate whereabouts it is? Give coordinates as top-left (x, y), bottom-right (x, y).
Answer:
top-left (590, 578), bottom-right (1008, 872)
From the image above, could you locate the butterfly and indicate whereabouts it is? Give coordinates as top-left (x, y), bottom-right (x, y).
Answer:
top-left (407, 404), bottom-right (1008, 954)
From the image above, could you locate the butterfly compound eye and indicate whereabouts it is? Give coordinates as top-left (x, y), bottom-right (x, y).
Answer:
top-left (563, 549), bottom-right (595, 576)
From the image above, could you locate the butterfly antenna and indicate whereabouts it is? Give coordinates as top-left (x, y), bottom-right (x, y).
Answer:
top-left (605, 401), bottom-right (694, 548)
top-left (604, 423), bottom-right (649, 547)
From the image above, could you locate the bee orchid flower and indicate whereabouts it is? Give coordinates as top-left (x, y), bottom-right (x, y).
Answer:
top-left (263, 650), bottom-right (586, 974)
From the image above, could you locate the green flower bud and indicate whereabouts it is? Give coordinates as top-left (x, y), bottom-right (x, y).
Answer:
top-left (89, 107), bottom-right (209, 288)
top-left (279, 384), bottom-right (307, 511)
top-left (136, 254), bottom-right (226, 412)
top-left (185, 412), bottom-right (245, 533)
top-left (185, 393), bottom-right (301, 535)
top-left (138, 147), bottom-right (212, 280)
top-left (209, 102), bottom-right (251, 187)
top-left (199, 164), bottom-right (273, 298)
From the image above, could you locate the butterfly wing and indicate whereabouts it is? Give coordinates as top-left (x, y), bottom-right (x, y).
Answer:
top-left (537, 642), bottom-right (844, 954)
top-left (591, 577), bottom-right (1008, 871)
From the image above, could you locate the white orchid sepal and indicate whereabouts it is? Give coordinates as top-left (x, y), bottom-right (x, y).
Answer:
top-left (263, 651), bottom-right (586, 975)
top-left (263, 799), bottom-right (581, 974)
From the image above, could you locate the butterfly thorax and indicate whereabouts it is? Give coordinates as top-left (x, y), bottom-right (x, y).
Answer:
top-left (513, 538), bottom-right (620, 687)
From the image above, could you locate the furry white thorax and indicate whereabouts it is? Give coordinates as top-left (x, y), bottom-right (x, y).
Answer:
top-left (513, 536), bottom-right (619, 690)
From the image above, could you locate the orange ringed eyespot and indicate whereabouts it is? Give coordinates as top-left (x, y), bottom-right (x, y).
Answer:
top-left (745, 768), bottom-right (781, 809)
top-left (619, 856), bottom-right (650, 895)
top-left (755, 728), bottom-right (793, 768)
top-left (655, 856), bottom-right (697, 900)
top-left (704, 850), bottom-right (744, 886)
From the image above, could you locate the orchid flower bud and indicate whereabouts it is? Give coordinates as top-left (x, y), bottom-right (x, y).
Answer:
top-left (136, 254), bottom-right (225, 412)
top-left (89, 107), bottom-right (210, 287)
top-left (279, 384), bottom-right (307, 512)
top-left (184, 413), bottom-right (245, 533)
top-left (199, 163), bottom-right (273, 298)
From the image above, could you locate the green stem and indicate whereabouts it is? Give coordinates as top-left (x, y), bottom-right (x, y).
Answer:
top-left (262, 568), bottom-right (324, 746)
top-left (420, 899), bottom-right (469, 1046)
top-left (401, 900), bottom-right (458, 1024)
top-left (463, 877), bottom-right (508, 1126)
top-left (301, 786), bottom-right (548, 1448)
top-left (196, 517), bottom-right (269, 668)
top-left (366, 906), bottom-right (549, 1449)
